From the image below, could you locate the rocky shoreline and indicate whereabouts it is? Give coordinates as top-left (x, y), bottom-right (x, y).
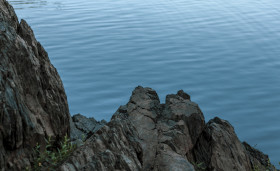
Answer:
top-left (0, 0), bottom-right (278, 170)
top-left (67, 87), bottom-right (277, 171)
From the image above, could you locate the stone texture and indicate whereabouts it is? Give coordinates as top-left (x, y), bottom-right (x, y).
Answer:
top-left (59, 86), bottom-right (200, 171)
top-left (188, 117), bottom-right (252, 171)
top-left (60, 87), bottom-right (277, 171)
top-left (70, 113), bottom-right (106, 142)
top-left (243, 141), bottom-right (277, 171)
top-left (187, 117), bottom-right (278, 171)
top-left (0, 0), bottom-right (70, 170)
top-left (1, 0), bottom-right (278, 170)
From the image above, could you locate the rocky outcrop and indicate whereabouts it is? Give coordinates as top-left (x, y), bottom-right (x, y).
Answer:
top-left (1, 0), bottom-right (278, 170)
top-left (60, 87), bottom-right (198, 170)
top-left (0, 0), bottom-right (70, 170)
top-left (60, 86), bottom-right (277, 171)
top-left (188, 117), bottom-right (252, 170)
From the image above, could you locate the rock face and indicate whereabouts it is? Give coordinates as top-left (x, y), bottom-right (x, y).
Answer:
top-left (60, 87), bottom-right (199, 171)
top-left (188, 117), bottom-right (252, 170)
top-left (1, 0), bottom-right (278, 170)
top-left (60, 86), bottom-right (277, 171)
top-left (0, 0), bottom-right (70, 170)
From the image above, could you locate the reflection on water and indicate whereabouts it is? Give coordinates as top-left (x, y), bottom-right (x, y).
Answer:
top-left (8, 0), bottom-right (280, 167)
top-left (9, 0), bottom-right (61, 9)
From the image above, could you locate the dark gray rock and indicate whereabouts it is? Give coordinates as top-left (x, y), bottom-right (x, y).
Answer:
top-left (1, 0), bottom-right (277, 170)
top-left (62, 87), bottom-right (277, 171)
top-left (58, 87), bottom-right (193, 170)
top-left (243, 141), bottom-right (277, 171)
top-left (60, 86), bottom-right (198, 171)
top-left (70, 113), bottom-right (106, 141)
top-left (0, 0), bottom-right (70, 170)
top-left (188, 117), bottom-right (252, 170)
top-left (188, 117), bottom-right (278, 171)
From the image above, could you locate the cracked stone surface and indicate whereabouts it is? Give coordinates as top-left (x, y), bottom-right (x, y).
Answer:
top-left (59, 86), bottom-right (277, 171)
top-left (0, 0), bottom-right (70, 170)
top-left (60, 86), bottom-right (198, 171)
top-left (1, 0), bottom-right (278, 170)
top-left (70, 113), bottom-right (106, 142)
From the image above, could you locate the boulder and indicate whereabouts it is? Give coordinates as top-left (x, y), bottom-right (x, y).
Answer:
top-left (188, 117), bottom-right (278, 171)
top-left (188, 117), bottom-right (252, 170)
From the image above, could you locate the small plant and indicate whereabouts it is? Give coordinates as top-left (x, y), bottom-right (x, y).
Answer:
top-left (32, 134), bottom-right (76, 171)
top-left (265, 158), bottom-right (271, 171)
top-left (81, 134), bottom-right (86, 142)
top-left (253, 158), bottom-right (276, 171)
top-left (253, 164), bottom-right (260, 171)
top-left (191, 161), bottom-right (206, 170)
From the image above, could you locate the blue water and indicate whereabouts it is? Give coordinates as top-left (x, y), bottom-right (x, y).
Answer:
top-left (9, 0), bottom-right (280, 166)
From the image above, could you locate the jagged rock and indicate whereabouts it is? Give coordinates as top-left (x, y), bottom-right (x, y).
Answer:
top-left (60, 87), bottom-right (277, 171)
top-left (187, 117), bottom-right (278, 171)
top-left (243, 142), bottom-right (277, 171)
top-left (70, 113), bottom-right (106, 141)
top-left (0, 0), bottom-right (70, 170)
top-left (1, 0), bottom-right (278, 170)
top-left (188, 117), bottom-right (252, 170)
top-left (59, 86), bottom-right (200, 171)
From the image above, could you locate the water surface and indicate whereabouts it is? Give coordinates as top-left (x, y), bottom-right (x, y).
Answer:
top-left (9, 0), bottom-right (280, 166)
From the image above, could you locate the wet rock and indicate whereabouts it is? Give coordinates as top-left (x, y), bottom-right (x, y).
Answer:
top-left (0, 0), bottom-right (70, 170)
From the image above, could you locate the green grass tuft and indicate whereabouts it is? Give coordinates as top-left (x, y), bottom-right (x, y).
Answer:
top-left (28, 134), bottom-right (77, 171)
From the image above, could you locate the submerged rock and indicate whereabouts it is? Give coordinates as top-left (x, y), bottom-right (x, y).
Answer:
top-left (0, 0), bottom-right (70, 170)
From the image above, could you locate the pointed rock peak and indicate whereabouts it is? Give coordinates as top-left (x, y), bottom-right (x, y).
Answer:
top-left (165, 90), bottom-right (192, 105)
top-left (208, 117), bottom-right (233, 130)
top-left (177, 90), bottom-right (191, 100)
top-left (130, 86), bottom-right (159, 103)
top-left (18, 19), bottom-right (36, 46)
